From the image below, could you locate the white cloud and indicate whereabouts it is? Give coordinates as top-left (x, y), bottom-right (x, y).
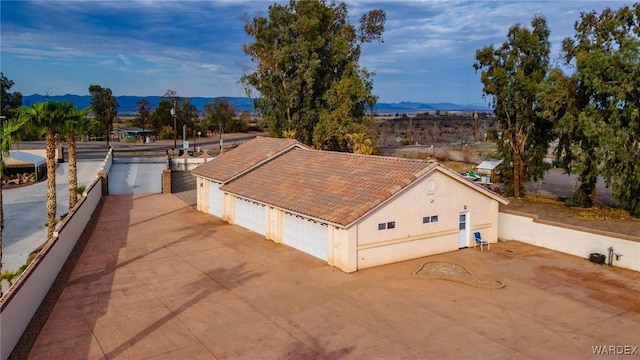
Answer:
top-left (3, 0), bottom-right (635, 103)
top-left (118, 54), bottom-right (132, 67)
top-left (200, 64), bottom-right (221, 71)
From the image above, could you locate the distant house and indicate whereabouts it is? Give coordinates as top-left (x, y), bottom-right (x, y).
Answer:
top-left (476, 159), bottom-right (503, 184)
top-left (192, 137), bottom-right (508, 272)
top-left (112, 127), bottom-right (154, 143)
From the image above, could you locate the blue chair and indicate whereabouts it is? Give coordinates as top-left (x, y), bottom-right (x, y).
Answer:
top-left (474, 232), bottom-right (489, 251)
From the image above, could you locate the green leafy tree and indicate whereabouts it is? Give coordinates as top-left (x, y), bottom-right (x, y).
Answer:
top-left (178, 98), bottom-right (200, 136)
top-left (473, 16), bottom-right (554, 197)
top-left (134, 99), bottom-right (154, 133)
top-left (0, 118), bottom-right (24, 297)
top-left (560, 4), bottom-right (640, 216)
top-left (204, 98), bottom-right (237, 133)
top-left (239, 110), bottom-right (251, 128)
top-left (542, 67), bottom-right (600, 207)
top-left (241, 0), bottom-right (385, 151)
top-left (1, 73), bottom-right (23, 120)
top-left (152, 100), bottom-right (173, 136)
top-left (88, 85), bottom-right (118, 146)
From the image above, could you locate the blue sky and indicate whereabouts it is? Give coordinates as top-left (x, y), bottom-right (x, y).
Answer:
top-left (1, 0), bottom-right (633, 104)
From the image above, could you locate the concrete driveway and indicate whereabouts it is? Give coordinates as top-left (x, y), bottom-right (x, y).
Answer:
top-left (2, 160), bottom-right (103, 275)
top-left (23, 194), bottom-right (640, 359)
top-left (108, 158), bottom-right (166, 195)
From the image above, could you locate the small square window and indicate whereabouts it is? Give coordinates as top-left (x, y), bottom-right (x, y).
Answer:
top-left (378, 223), bottom-right (387, 231)
top-left (423, 215), bottom-right (439, 224)
top-left (387, 221), bottom-right (396, 229)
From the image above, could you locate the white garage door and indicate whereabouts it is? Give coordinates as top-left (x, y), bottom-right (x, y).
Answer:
top-left (235, 198), bottom-right (267, 236)
top-left (209, 182), bottom-right (223, 217)
top-left (283, 213), bottom-right (328, 261)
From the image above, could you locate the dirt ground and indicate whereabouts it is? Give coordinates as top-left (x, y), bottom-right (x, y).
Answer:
top-left (501, 196), bottom-right (640, 239)
top-left (373, 114), bottom-right (495, 146)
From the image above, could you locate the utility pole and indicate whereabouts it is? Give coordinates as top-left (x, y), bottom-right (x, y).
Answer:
top-left (473, 108), bottom-right (479, 142)
top-left (433, 120), bottom-right (437, 143)
top-left (183, 124), bottom-right (186, 149)
top-left (171, 101), bottom-right (177, 149)
top-left (409, 116), bottom-right (413, 145)
top-left (219, 121), bottom-right (224, 154)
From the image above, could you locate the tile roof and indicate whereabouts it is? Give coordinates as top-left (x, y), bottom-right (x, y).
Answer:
top-left (220, 147), bottom-right (439, 227)
top-left (191, 136), bottom-right (304, 182)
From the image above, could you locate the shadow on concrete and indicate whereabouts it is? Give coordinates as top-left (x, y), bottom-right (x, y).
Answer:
top-left (103, 263), bottom-right (264, 359)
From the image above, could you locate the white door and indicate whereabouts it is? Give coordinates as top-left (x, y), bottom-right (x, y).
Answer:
top-left (283, 213), bottom-right (328, 261)
top-left (209, 182), bottom-right (223, 217)
top-left (235, 198), bottom-right (266, 236)
top-left (458, 212), bottom-right (469, 248)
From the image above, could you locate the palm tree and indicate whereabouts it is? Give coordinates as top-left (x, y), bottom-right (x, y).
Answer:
top-left (17, 101), bottom-right (68, 240)
top-left (0, 118), bottom-right (24, 298)
top-left (60, 103), bottom-right (93, 210)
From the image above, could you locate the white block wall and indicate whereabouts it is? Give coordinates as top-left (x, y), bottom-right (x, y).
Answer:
top-left (499, 211), bottom-right (640, 272)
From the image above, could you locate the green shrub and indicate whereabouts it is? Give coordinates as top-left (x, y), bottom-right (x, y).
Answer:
top-left (158, 125), bottom-right (175, 140)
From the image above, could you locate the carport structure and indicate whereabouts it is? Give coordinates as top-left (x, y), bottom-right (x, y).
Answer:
top-left (4, 150), bottom-right (46, 182)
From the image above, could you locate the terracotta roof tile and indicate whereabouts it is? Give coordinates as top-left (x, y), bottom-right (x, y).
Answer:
top-left (191, 136), bottom-right (304, 182)
top-left (220, 147), bottom-right (439, 227)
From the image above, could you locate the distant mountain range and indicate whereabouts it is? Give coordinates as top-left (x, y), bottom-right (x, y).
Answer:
top-left (20, 94), bottom-right (490, 116)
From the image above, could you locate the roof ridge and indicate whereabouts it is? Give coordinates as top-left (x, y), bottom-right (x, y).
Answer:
top-left (298, 146), bottom-right (437, 165)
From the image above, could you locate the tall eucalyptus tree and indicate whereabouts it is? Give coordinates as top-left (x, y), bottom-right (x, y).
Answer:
top-left (474, 16), bottom-right (555, 197)
top-left (559, 4), bottom-right (640, 215)
top-left (242, 0), bottom-right (385, 151)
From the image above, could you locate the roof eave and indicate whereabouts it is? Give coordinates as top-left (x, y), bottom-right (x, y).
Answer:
top-left (435, 165), bottom-right (509, 205)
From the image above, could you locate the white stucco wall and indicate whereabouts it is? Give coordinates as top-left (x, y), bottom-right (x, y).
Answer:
top-left (0, 176), bottom-right (104, 360)
top-left (196, 176), bottom-right (208, 213)
top-left (499, 211), bottom-right (640, 272)
top-left (170, 157), bottom-right (207, 171)
top-left (328, 226), bottom-right (357, 272)
top-left (354, 170), bottom-right (500, 269)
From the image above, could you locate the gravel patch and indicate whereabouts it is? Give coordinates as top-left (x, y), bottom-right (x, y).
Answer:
top-left (413, 261), bottom-right (505, 289)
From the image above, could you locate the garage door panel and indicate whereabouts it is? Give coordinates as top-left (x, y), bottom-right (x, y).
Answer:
top-left (209, 182), bottom-right (222, 217)
top-left (283, 214), bottom-right (328, 261)
top-left (235, 198), bottom-right (266, 236)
